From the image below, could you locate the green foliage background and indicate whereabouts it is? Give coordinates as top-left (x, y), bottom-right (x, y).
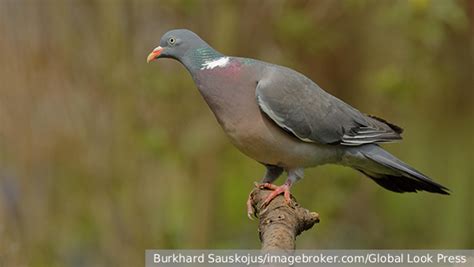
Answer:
top-left (0, 0), bottom-right (472, 266)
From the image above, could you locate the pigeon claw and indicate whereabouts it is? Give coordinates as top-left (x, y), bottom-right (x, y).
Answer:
top-left (258, 182), bottom-right (279, 191)
top-left (247, 182), bottom-right (293, 219)
top-left (246, 194), bottom-right (257, 220)
top-left (261, 183), bottom-right (291, 209)
top-left (247, 183), bottom-right (274, 219)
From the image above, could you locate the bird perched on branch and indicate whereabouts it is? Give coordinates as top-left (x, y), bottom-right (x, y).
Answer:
top-left (147, 29), bottom-right (449, 218)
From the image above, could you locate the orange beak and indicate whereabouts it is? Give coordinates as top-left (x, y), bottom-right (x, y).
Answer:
top-left (147, 46), bottom-right (163, 63)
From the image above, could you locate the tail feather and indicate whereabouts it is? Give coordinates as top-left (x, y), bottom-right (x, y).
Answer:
top-left (347, 145), bottom-right (450, 195)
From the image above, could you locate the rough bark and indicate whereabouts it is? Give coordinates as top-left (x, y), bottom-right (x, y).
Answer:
top-left (248, 186), bottom-right (320, 251)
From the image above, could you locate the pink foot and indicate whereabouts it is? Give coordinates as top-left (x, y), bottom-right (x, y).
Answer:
top-left (247, 183), bottom-right (277, 219)
top-left (258, 182), bottom-right (279, 191)
top-left (261, 183), bottom-right (291, 208)
top-left (247, 182), bottom-right (293, 219)
top-left (246, 194), bottom-right (256, 219)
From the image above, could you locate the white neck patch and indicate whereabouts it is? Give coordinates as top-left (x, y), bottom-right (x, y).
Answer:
top-left (201, 57), bottom-right (230, 70)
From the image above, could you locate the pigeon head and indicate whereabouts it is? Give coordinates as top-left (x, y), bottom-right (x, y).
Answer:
top-left (147, 29), bottom-right (223, 70)
top-left (147, 29), bottom-right (210, 62)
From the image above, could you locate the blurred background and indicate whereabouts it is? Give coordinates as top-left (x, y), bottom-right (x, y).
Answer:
top-left (0, 0), bottom-right (472, 266)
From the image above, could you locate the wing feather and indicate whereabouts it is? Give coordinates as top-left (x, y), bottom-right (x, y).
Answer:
top-left (256, 66), bottom-right (402, 146)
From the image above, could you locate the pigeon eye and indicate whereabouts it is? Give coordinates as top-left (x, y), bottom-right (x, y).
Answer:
top-left (168, 37), bottom-right (176, 45)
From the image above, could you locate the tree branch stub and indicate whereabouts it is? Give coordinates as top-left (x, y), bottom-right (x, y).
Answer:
top-left (248, 186), bottom-right (320, 251)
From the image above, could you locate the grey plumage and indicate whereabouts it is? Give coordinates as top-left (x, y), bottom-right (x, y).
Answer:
top-left (344, 145), bottom-right (449, 194)
top-left (148, 29), bottom-right (449, 199)
top-left (256, 65), bottom-right (402, 146)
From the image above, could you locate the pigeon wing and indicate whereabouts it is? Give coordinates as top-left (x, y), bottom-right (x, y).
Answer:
top-left (256, 66), bottom-right (403, 146)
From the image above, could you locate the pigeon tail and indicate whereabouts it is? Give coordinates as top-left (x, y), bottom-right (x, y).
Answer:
top-left (345, 145), bottom-right (450, 194)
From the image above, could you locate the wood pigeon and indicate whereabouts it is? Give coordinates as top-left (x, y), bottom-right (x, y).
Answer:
top-left (147, 29), bottom-right (449, 217)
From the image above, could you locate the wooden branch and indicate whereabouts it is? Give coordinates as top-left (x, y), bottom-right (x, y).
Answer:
top-left (248, 186), bottom-right (320, 251)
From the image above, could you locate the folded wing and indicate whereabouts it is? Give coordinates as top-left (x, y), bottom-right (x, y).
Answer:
top-left (256, 66), bottom-right (403, 146)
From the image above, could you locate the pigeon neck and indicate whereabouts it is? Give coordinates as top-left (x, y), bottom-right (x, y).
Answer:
top-left (181, 46), bottom-right (225, 72)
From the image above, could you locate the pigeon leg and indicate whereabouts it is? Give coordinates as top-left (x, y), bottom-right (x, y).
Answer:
top-left (260, 181), bottom-right (292, 207)
top-left (247, 165), bottom-right (283, 219)
top-left (260, 165), bottom-right (284, 184)
top-left (260, 168), bottom-right (303, 209)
